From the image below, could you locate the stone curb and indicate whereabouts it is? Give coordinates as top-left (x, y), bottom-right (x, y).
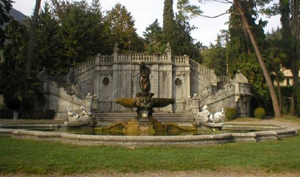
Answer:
top-left (0, 127), bottom-right (297, 146)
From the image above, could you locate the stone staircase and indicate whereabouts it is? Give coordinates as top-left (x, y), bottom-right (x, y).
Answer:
top-left (95, 112), bottom-right (194, 126)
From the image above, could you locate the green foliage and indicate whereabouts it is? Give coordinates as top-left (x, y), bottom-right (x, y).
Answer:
top-left (201, 31), bottom-right (228, 76)
top-left (20, 109), bottom-right (55, 119)
top-left (105, 3), bottom-right (145, 53)
top-left (281, 96), bottom-right (291, 114)
top-left (36, 0), bottom-right (112, 73)
top-left (1, 70), bottom-right (44, 110)
top-left (226, 2), bottom-right (269, 107)
top-left (162, 0), bottom-right (201, 62)
top-left (177, 0), bottom-right (202, 20)
top-left (254, 107), bottom-right (266, 119)
top-left (225, 108), bottom-right (237, 120)
top-left (0, 109), bottom-right (55, 119)
top-left (0, 109), bottom-right (13, 118)
top-left (143, 19), bottom-right (166, 54)
top-left (296, 86), bottom-right (300, 117)
top-left (0, 0), bottom-right (12, 49)
top-left (280, 86), bottom-right (293, 97)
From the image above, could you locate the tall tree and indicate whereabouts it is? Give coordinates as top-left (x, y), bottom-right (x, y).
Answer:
top-left (233, 0), bottom-right (281, 117)
top-left (35, 2), bottom-right (63, 74)
top-left (202, 32), bottom-right (227, 76)
top-left (266, 28), bottom-right (288, 110)
top-left (0, 0), bottom-right (12, 49)
top-left (162, 0), bottom-right (201, 61)
top-left (105, 3), bottom-right (144, 53)
top-left (27, 0), bottom-right (42, 74)
top-left (279, 0), bottom-right (299, 115)
top-left (163, 0), bottom-right (177, 51)
top-left (143, 19), bottom-right (165, 54)
top-left (177, 0), bottom-right (282, 117)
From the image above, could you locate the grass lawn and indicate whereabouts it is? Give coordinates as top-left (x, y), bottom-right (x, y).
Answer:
top-left (1, 135), bottom-right (300, 175)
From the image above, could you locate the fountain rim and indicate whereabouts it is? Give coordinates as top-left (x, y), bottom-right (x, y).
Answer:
top-left (0, 125), bottom-right (297, 146)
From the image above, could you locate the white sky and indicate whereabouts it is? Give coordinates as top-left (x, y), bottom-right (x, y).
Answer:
top-left (12, 0), bottom-right (280, 46)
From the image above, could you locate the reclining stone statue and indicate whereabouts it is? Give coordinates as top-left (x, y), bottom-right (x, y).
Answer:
top-left (194, 105), bottom-right (225, 126)
top-left (66, 106), bottom-right (94, 122)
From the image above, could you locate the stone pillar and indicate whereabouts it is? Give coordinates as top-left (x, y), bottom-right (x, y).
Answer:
top-left (113, 42), bottom-right (119, 62)
top-left (92, 95), bottom-right (98, 112)
top-left (165, 42), bottom-right (172, 62)
top-left (66, 67), bottom-right (74, 93)
top-left (192, 95), bottom-right (200, 114)
top-left (85, 93), bottom-right (93, 113)
top-left (111, 64), bottom-right (120, 112)
top-left (94, 54), bottom-right (101, 98)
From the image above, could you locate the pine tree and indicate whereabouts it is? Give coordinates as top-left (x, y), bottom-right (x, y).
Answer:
top-left (227, 1), bottom-right (269, 107)
top-left (163, 0), bottom-right (177, 52)
top-left (105, 3), bottom-right (144, 53)
top-left (35, 2), bottom-right (63, 74)
top-left (0, 0), bottom-right (12, 49)
top-left (143, 19), bottom-right (165, 54)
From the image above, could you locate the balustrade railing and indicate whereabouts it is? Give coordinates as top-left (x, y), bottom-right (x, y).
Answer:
top-left (99, 55), bottom-right (113, 63)
top-left (218, 76), bottom-right (231, 82)
top-left (172, 56), bottom-right (189, 65)
top-left (46, 74), bottom-right (67, 82)
top-left (74, 58), bottom-right (96, 74)
top-left (189, 59), bottom-right (214, 76)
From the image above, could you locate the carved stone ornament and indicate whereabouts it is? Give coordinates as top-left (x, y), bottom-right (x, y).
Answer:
top-left (134, 97), bottom-right (155, 108)
top-left (103, 77), bottom-right (109, 86)
top-left (175, 78), bottom-right (182, 86)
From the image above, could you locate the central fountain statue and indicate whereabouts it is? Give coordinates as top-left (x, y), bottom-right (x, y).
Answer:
top-left (114, 62), bottom-right (176, 135)
top-left (116, 62), bottom-right (175, 119)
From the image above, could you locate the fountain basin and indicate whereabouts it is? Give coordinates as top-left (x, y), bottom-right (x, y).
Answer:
top-left (115, 97), bottom-right (174, 108)
top-left (0, 126), bottom-right (297, 146)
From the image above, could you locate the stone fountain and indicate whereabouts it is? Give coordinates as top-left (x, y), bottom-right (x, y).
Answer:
top-left (114, 62), bottom-right (176, 135)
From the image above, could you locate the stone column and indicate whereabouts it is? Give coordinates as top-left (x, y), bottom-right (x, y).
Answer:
top-left (192, 97), bottom-right (200, 114)
top-left (94, 54), bottom-right (101, 98)
top-left (113, 42), bottom-right (119, 62)
top-left (85, 93), bottom-right (93, 113)
top-left (166, 42), bottom-right (172, 62)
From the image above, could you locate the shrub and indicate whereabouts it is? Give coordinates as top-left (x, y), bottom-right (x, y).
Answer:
top-left (19, 110), bottom-right (55, 119)
top-left (281, 97), bottom-right (291, 114)
top-left (225, 108), bottom-right (237, 120)
top-left (254, 107), bottom-right (266, 119)
top-left (0, 110), bottom-right (13, 119)
top-left (44, 110), bottom-right (55, 119)
top-left (296, 86), bottom-right (300, 117)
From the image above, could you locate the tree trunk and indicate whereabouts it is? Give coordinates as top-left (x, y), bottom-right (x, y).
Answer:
top-left (234, 0), bottom-right (282, 117)
top-left (290, 0), bottom-right (299, 115)
top-left (275, 71), bottom-right (282, 110)
top-left (26, 0), bottom-right (41, 75)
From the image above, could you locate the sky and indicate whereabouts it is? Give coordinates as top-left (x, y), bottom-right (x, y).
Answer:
top-left (12, 0), bottom-right (280, 46)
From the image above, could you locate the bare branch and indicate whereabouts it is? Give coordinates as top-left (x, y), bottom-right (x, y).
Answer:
top-left (198, 11), bottom-right (229, 18)
top-left (201, 0), bottom-right (233, 4)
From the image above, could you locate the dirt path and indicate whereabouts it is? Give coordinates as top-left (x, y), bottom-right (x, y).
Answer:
top-left (229, 119), bottom-right (300, 130)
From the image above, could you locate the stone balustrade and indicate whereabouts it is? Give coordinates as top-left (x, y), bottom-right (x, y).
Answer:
top-left (74, 58), bottom-right (96, 74)
top-left (115, 53), bottom-right (171, 63)
top-left (189, 59), bottom-right (214, 76)
top-left (99, 55), bottom-right (113, 64)
top-left (172, 55), bottom-right (189, 65)
top-left (218, 76), bottom-right (231, 82)
top-left (46, 74), bottom-right (67, 82)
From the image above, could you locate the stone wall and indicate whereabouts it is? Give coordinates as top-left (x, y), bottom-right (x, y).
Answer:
top-left (43, 81), bottom-right (95, 119)
top-left (42, 45), bottom-right (252, 117)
